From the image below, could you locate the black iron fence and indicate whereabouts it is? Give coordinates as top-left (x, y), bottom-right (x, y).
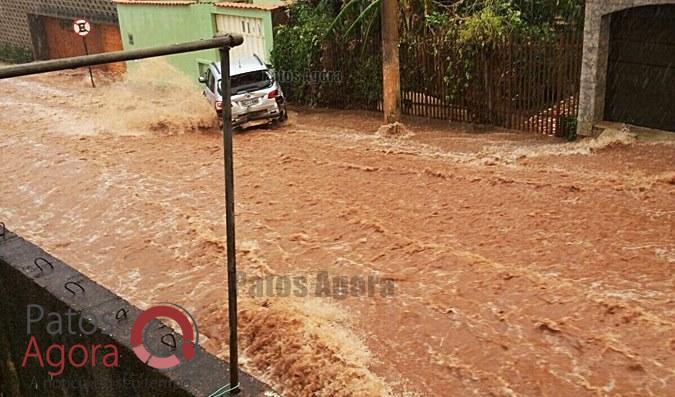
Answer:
top-left (287, 31), bottom-right (583, 135)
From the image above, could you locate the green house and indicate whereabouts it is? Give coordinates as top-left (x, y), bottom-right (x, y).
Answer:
top-left (113, 0), bottom-right (287, 78)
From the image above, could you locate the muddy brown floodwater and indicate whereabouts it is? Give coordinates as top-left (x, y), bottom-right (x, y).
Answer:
top-left (1, 65), bottom-right (674, 397)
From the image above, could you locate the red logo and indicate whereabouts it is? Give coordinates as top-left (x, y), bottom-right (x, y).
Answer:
top-left (130, 304), bottom-right (198, 369)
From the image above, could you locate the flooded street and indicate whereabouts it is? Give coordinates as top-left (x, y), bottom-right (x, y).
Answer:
top-left (1, 68), bottom-right (674, 397)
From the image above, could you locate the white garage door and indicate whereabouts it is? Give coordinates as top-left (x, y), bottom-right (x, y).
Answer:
top-left (215, 14), bottom-right (267, 62)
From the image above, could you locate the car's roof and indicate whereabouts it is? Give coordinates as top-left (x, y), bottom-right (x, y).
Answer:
top-left (214, 55), bottom-right (268, 77)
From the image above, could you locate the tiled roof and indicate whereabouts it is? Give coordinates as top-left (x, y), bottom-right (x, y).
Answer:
top-left (112, 0), bottom-right (287, 9)
top-left (112, 0), bottom-right (196, 5)
top-left (214, 1), bottom-right (284, 11)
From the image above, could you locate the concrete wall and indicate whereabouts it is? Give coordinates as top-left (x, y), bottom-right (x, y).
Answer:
top-left (115, 1), bottom-right (278, 79)
top-left (115, 3), bottom-right (219, 79)
top-left (577, 0), bottom-right (675, 136)
top-left (0, 228), bottom-right (275, 397)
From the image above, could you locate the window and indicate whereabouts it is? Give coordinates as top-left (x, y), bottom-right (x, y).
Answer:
top-left (228, 71), bottom-right (273, 95)
top-left (207, 70), bottom-right (216, 93)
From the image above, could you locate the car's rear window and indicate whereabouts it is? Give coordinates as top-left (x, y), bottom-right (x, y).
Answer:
top-left (220, 71), bottom-right (273, 95)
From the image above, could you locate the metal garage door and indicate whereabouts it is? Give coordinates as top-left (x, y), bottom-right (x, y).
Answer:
top-left (215, 15), bottom-right (267, 62)
top-left (604, 5), bottom-right (675, 131)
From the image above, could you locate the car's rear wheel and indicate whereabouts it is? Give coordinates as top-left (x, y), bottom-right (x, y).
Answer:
top-left (278, 103), bottom-right (288, 122)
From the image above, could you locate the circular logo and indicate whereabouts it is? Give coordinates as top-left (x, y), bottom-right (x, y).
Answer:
top-left (130, 304), bottom-right (199, 369)
top-left (73, 19), bottom-right (91, 36)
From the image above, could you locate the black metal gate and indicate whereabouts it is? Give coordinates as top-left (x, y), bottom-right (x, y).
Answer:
top-left (605, 5), bottom-right (675, 132)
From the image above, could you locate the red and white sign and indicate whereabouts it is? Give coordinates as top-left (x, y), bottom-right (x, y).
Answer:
top-left (73, 19), bottom-right (91, 36)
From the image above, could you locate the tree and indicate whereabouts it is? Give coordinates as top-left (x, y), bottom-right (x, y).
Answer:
top-left (381, 0), bottom-right (401, 123)
top-left (328, 0), bottom-right (401, 123)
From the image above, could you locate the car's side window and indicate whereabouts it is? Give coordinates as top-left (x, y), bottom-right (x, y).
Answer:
top-left (208, 70), bottom-right (216, 94)
top-left (203, 69), bottom-right (211, 87)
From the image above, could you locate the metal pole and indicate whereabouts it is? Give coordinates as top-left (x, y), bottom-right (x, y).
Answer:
top-left (82, 37), bottom-right (95, 88)
top-left (0, 35), bottom-right (243, 79)
top-left (219, 45), bottom-right (240, 394)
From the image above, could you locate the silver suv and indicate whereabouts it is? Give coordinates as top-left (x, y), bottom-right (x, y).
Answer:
top-left (199, 55), bottom-right (287, 127)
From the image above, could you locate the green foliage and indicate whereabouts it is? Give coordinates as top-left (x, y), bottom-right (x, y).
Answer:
top-left (271, 0), bottom-right (333, 104)
top-left (273, 0), bottom-right (383, 106)
top-left (560, 115), bottom-right (578, 141)
top-left (0, 42), bottom-right (33, 64)
top-left (512, 0), bottom-right (584, 28)
top-left (349, 50), bottom-right (382, 105)
top-left (327, 0), bottom-right (381, 37)
top-left (424, 10), bottom-right (452, 32)
top-left (452, 0), bottom-right (583, 31)
top-left (274, 0), bottom-right (584, 107)
top-left (457, 3), bottom-right (525, 47)
top-left (410, 1), bottom-right (575, 105)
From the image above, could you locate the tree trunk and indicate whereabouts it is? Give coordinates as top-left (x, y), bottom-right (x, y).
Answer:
top-left (381, 0), bottom-right (401, 123)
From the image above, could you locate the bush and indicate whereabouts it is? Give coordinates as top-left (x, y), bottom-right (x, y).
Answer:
top-left (271, 0), bottom-right (332, 105)
top-left (559, 116), bottom-right (578, 141)
top-left (0, 42), bottom-right (33, 64)
top-left (457, 4), bottom-right (525, 48)
top-left (272, 0), bottom-right (383, 108)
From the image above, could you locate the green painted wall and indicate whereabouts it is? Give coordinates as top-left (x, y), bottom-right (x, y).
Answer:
top-left (116, 4), bottom-right (214, 78)
top-left (116, 1), bottom-right (279, 80)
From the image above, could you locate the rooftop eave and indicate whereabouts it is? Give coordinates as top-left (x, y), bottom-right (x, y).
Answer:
top-left (112, 0), bottom-right (196, 5)
top-left (214, 1), bottom-right (284, 11)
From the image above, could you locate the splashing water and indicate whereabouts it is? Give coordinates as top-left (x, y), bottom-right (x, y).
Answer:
top-left (90, 59), bottom-right (217, 135)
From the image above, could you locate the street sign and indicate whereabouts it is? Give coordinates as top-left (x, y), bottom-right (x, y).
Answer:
top-left (73, 19), bottom-right (91, 37)
top-left (73, 19), bottom-right (94, 87)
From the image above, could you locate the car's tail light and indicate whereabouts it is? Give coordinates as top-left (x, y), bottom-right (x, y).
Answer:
top-left (267, 90), bottom-right (278, 99)
top-left (215, 101), bottom-right (223, 111)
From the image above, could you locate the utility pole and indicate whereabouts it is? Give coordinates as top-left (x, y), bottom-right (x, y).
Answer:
top-left (219, 44), bottom-right (241, 395)
top-left (381, 0), bottom-right (401, 123)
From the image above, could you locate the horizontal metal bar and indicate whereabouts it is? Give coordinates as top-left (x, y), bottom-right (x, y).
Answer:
top-left (0, 34), bottom-right (243, 79)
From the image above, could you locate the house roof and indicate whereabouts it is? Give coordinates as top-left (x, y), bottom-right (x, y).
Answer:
top-left (113, 0), bottom-right (286, 9)
top-left (112, 0), bottom-right (196, 5)
top-left (214, 1), bottom-right (284, 11)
